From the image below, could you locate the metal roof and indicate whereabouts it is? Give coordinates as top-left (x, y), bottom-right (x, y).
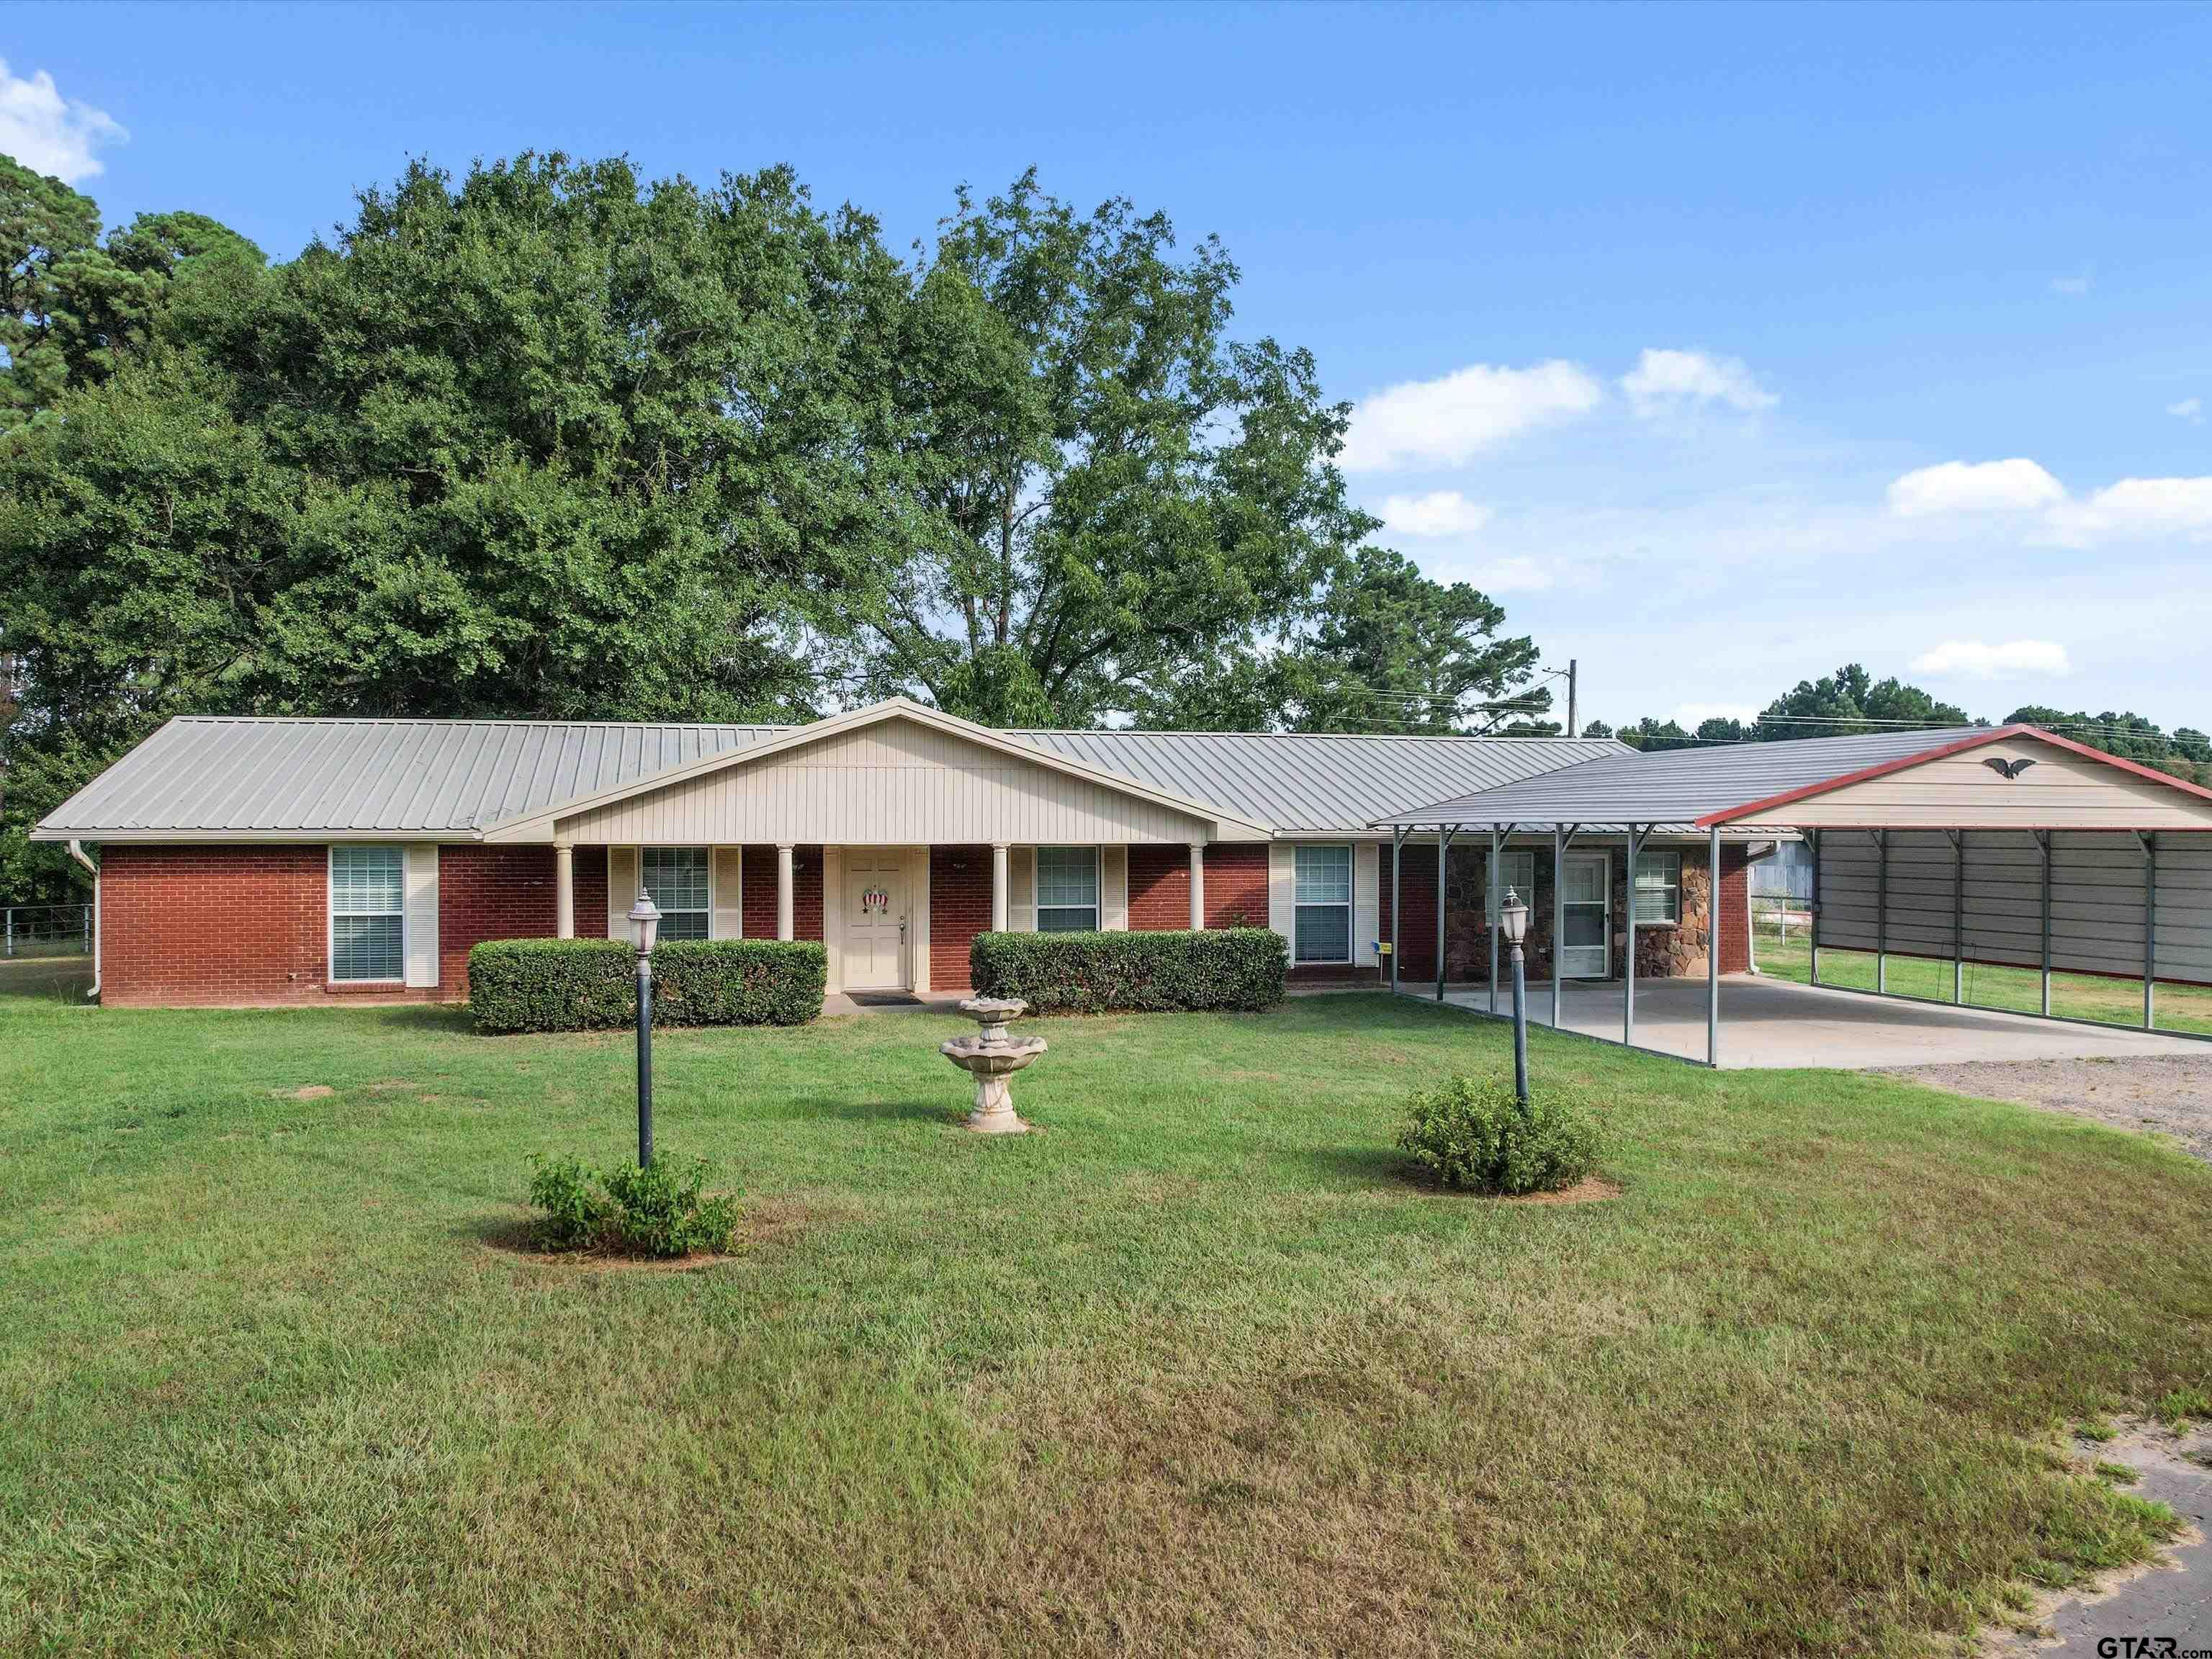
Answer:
top-left (1013, 729), bottom-right (1626, 834)
top-left (1375, 727), bottom-right (1988, 831)
top-left (37, 717), bottom-right (784, 837)
top-left (36, 713), bottom-right (1629, 840)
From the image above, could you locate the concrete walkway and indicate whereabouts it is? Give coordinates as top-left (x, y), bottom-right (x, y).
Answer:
top-left (1421, 974), bottom-right (2209, 1069)
top-left (1985, 1421), bottom-right (2212, 1656)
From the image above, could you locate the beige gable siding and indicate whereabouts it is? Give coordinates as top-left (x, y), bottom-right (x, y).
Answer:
top-left (552, 716), bottom-right (1218, 847)
top-left (1770, 742), bottom-right (2212, 830)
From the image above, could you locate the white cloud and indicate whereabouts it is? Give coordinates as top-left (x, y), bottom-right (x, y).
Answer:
top-left (1885, 457), bottom-right (2067, 518)
top-left (2168, 397), bottom-right (2203, 424)
top-left (2046, 476), bottom-right (2212, 547)
top-left (0, 60), bottom-right (125, 185)
top-left (1339, 359), bottom-right (1603, 472)
top-left (1911, 639), bottom-right (2072, 679)
top-left (1675, 703), bottom-right (1763, 727)
top-left (1377, 490), bottom-right (1491, 539)
top-left (1619, 349), bottom-right (1776, 416)
top-left (2051, 271), bottom-right (2093, 296)
top-left (1460, 556), bottom-right (1552, 594)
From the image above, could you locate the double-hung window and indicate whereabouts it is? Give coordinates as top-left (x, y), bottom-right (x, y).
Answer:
top-left (642, 847), bottom-right (711, 940)
top-left (330, 845), bottom-right (405, 982)
top-left (1036, 847), bottom-right (1100, 932)
top-left (1634, 850), bottom-right (1682, 925)
top-left (1488, 850), bottom-right (1536, 922)
top-left (1293, 844), bottom-right (1353, 963)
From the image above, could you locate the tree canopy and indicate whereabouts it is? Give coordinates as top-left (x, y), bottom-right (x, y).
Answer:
top-left (1596, 665), bottom-right (2208, 786)
top-left (0, 151), bottom-right (1550, 900)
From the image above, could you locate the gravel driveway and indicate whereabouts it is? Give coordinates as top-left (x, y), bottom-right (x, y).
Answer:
top-left (1880, 1053), bottom-right (2212, 1165)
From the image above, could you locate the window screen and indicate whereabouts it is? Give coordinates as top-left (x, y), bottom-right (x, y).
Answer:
top-left (1635, 850), bottom-right (1682, 925)
top-left (642, 847), bottom-right (711, 940)
top-left (331, 845), bottom-right (405, 981)
top-left (1035, 847), bottom-right (1100, 932)
top-left (1294, 844), bottom-right (1353, 963)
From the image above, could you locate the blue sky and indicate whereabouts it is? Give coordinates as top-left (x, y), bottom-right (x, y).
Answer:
top-left (7, 1), bottom-right (2210, 730)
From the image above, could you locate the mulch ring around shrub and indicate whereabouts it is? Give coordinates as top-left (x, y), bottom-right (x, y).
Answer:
top-left (471, 1197), bottom-right (812, 1272)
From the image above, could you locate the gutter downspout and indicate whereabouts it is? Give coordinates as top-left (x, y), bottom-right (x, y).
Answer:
top-left (67, 839), bottom-right (100, 1000)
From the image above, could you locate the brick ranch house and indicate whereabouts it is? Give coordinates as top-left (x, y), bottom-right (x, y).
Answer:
top-left (36, 698), bottom-right (1760, 1007)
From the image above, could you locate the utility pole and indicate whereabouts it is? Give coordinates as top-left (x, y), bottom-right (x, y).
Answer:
top-left (1565, 660), bottom-right (1578, 738)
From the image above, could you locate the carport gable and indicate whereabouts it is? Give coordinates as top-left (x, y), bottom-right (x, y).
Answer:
top-left (1697, 724), bottom-right (2212, 832)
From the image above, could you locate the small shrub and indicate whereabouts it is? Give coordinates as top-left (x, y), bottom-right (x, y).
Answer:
top-left (525, 1152), bottom-right (742, 1257)
top-left (1395, 1076), bottom-right (1601, 1195)
top-left (470, 937), bottom-right (827, 1033)
top-left (969, 927), bottom-right (1285, 1014)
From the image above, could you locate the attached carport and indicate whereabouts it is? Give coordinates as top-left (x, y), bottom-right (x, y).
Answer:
top-left (1377, 724), bottom-right (2212, 1067)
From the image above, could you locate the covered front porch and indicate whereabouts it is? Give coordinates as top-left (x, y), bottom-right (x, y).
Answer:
top-left (542, 840), bottom-right (1246, 997)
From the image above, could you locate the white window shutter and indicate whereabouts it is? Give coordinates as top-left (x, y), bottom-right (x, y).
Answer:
top-left (1268, 842), bottom-right (1295, 942)
top-left (608, 847), bottom-right (638, 939)
top-left (712, 847), bottom-right (743, 938)
top-left (1354, 842), bottom-right (1379, 966)
top-left (1011, 847), bottom-right (1037, 932)
top-left (403, 845), bottom-right (439, 987)
top-left (1101, 846), bottom-right (1128, 930)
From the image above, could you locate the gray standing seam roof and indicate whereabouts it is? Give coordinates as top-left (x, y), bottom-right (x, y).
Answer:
top-left (1012, 729), bottom-right (1624, 834)
top-left (1375, 727), bottom-right (1988, 830)
top-left (35, 715), bottom-right (1632, 840)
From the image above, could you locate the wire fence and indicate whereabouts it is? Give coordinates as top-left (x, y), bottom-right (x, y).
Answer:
top-left (2, 904), bottom-right (94, 958)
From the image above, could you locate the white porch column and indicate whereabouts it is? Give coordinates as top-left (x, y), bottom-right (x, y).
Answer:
top-left (991, 843), bottom-right (1010, 932)
top-left (1188, 843), bottom-right (1205, 930)
top-left (776, 844), bottom-right (795, 941)
top-left (554, 841), bottom-right (575, 939)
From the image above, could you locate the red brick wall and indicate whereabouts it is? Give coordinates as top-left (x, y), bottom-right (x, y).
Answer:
top-left (930, 845), bottom-right (992, 988)
top-left (100, 842), bottom-right (575, 1006)
top-left (1717, 842), bottom-right (1750, 975)
top-left (737, 846), bottom-right (824, 940)
top-left (1202, 844), bottom-right (1269, 930)
top-left (741, 848), bottom-right (778, 940)
top-left (574, 845), bottom-right (608, 939)
top-left (1128, 845), bottom-right (1190, 931)
top-left (438, 845), bottom-right (557, 994)
top-left (793, 846), bottom-right (824, 942)
top-left (101, 845), bottom-right (330, 1006)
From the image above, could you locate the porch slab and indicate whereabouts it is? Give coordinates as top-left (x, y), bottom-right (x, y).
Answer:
top-left (1422, 974), bottom-right (2209, 1069)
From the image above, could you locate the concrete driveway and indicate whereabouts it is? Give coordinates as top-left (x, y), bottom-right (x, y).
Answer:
top-left (1427, 974), bottom-right (2210, 1069)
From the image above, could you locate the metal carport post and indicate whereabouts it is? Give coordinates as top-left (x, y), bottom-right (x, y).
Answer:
top-left (1435, 825), bottom-right (1456, 1002)
top-left (1707, 825), bottom-right (1722, 1067)
top-left (1623, 824), bottom-right (1647, 1051)
top-left (1390, 828), bottom-right (1406, 994)
top-left (1551, 824), bottom-right (1578, 1030)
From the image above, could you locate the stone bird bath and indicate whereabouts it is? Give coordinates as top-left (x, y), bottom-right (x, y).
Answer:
top-left (940, 997), bottom-right (1046, 1133)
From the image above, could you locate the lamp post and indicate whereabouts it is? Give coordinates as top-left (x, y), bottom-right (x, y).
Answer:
top-left (1498, 886), bottom-right (1532, 1107)
top-left (627, 890), bottom-right (660, 1167)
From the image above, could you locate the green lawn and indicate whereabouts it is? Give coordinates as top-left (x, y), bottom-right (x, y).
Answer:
top-left (1753, 930), bottom-right (2212, 1038)
top-left (4, 994), bottom-right (2209, 1657)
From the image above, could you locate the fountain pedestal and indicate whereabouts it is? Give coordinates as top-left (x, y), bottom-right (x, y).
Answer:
top-left (939, 997), bottom-right (1047, 1133)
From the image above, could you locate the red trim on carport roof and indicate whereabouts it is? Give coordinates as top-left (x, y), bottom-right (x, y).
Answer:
top-left (1694, 724), bottom-right (2212, 828)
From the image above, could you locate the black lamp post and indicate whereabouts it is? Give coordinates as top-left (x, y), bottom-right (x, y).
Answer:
top-left (1498, 885), bottom-right (1532, 1106)
top-left (627, 889), bottom-right (660, 1167)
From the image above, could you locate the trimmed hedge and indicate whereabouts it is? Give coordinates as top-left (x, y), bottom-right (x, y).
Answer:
top-left (969, 927), bottom-right (1286, 1014)
top-left (469, 937), bottom-right (827, 1034)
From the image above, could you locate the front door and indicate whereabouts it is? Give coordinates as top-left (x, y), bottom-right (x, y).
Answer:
top-left (842, 850), bottom-right (909, 990)
top-left (1559, 852), bottom-right (1610, 979)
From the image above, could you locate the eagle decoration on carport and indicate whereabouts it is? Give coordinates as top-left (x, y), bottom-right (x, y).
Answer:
top-left (1982, 756), bottom-right (2038, 780)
